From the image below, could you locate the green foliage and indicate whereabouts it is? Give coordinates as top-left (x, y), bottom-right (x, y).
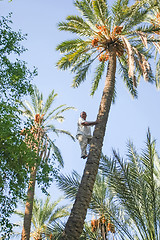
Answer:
top-left (0, 14), bottom-right (37, 238)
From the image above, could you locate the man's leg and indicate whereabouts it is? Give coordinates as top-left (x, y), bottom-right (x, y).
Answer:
top-left (77, 135), bottom-right (88, 158)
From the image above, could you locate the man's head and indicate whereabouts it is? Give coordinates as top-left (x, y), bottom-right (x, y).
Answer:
top-left (80, 111), bottom-right (87, 120)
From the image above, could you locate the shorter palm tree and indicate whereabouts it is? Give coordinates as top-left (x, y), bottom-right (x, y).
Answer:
top-left (14, 196), bottom-right (70, 240)
top-left (19, 85), bottom-right (75, 240)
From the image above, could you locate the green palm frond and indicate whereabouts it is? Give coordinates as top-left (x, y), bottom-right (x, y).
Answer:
top-left (49, 106), bottom-right (76, 122)
top-left (57, 44), bottom-right (91, 71)
top-left (74, 0), bottom-right (97, 26)
top-left (118, 56), bottom-right (138, 98)
top-left (71, 52), bottom-right (92, 73)
top-left (49, 140), bottom-right (64, 167)
top-left (58, 16), bottom-right (92, 37)
top-left (56, 170), bottom-right (81, 201)
top-left (66, 15), bottom-right (93, 36)
top-left (18, 100), bottom-right (34, 118)
top-left (91, 61), bottom-right (105, 95)
top-left (44, 104), bottom-right (66, 122)
top-left (49, 205), bottom-right (70, 223)
top-left (54, 129), bottom-right (75, 141)
top-left (46, 221), bottom-right (65, 240)
top-left (30, 85), bottom-right (41, 114)
top-left (56, 39), bottom-right (87, 53)
top-left (92, 0), bottom-right (109, 26)
top-left (22, 100), bottom-right (35, 118)
top-left (112, 0), bottom-right (129, 26)
top-left (42, 90), bottom-right (57, 115)
top-left (72, 59), bottom-right (95, 88)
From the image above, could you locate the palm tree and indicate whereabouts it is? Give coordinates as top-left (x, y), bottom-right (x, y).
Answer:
top-left (100, 129), bottom-right (160, 239)
top-left (14, 196), bottom-right (70, 240)
top-left (19, 85), bottom-right (75, 240)
top-left (56, 0), bottom-right (160, 238)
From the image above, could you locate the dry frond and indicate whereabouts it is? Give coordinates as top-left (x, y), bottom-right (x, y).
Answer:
top-left (136, 31), bottom-right (148, 49)
top-left (121, 36), bottom-right (135, 83)
top-left (133, 47), bottom-right (150, 81)
top-left (153, 41), bottom-right (160, 54)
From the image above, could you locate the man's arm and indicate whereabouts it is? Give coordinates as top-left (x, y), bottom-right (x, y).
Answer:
top-left (81, 120), bottom-right (99, 126)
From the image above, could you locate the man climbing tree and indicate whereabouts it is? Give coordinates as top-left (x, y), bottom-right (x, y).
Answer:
top-left (76, 111), bottom-right (99, 159)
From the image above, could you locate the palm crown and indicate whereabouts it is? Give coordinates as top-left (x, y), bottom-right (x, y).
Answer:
top-left (19, 85), bottom-right (75, 166)
top-left (57, 0), bottom-right (160, 97)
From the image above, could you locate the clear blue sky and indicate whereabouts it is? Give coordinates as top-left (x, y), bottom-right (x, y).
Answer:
top-left (1, 0), bottom-right (160, 233)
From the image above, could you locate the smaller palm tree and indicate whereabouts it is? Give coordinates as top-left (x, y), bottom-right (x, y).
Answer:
top-left (14, 196), bottom-right (70, 240)
top-left (19, 85), bottom-right (75, 240)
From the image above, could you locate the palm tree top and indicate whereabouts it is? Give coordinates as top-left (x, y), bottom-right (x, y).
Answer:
top-left (56, 0), bottom-right (160, 97)
top-left (19, 85), bottom-right (75, 136)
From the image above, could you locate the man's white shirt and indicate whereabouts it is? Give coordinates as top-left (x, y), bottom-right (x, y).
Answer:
top-left (76, 117), bottom-right (92, 138)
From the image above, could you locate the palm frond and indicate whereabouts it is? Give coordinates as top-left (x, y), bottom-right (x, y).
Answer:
top-left (21, 100), bottom-right (35, 118)
top-left (118, 56), bottom-right (138, 98)
top-left (56, 39), bottom-right (87, 53)
top-left (57, 45), bottom-right (91, 71)
top-left (66, 15), bottom-right (93, 36)
top-left (49, 140), bottom-right (64, 167)
top-left (49, 107), bottom-right (76, 123)
top-left (72, 59), bottom-right (95, 88)
top-left (112, 0), bottom-right (129, 26)
top-left (30, 85), bottom-right (40, 114)
top-left (74, 0), bottom-right (97, 26)
top-left (155, 57), bottom-right (160, 89)
top-left (91, 61), bottom-right (105, 96)
top-left (56, 170), bottom-right (81, 201)
top-left (92, 0), bottom-right (109, 26)
top-left (58, 16), bottom-right (92, 37)
top-left (121, 36), bottom-right (136, 85)
top-left (44, 104), bottom-right (67, 122)
top-left (42, 90), bottom-right (58, 115)
top-left (52, 129), bottom-right (75, 141)
top-left (49, 205), bottom-right (70, 223)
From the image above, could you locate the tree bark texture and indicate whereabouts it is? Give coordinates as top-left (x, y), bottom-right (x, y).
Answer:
top-left (21, 167), bottom-right (37, 240)
top-left (61, 47), bottom-right (117, 240)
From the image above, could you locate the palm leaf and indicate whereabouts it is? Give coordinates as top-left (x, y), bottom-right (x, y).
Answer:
top-left (42, 90), bottom-right (58, 115)
top-left (74, 0), bottom-right (97, 26)
top-left (92, 0), bottom-right (109, 26)
top-left (56, 39), bottom-right (87, 53)
top-left (91, 61), bottom-right (105, 95)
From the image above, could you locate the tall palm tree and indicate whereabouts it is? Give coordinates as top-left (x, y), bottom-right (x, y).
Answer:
top-left (56, 0), bottom-right (160, 239)
top-left (14, 196), bottom-right (70, 240)
top-left (100, 129), bottom-right (160, 239)
top-left (19, 85), bottom-right (75, 240)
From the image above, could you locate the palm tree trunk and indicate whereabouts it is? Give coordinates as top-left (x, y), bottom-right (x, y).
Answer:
top-left (21, 166), bottom-right (37, 240)
top-left (61, 47), bottom-right (117, 240)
